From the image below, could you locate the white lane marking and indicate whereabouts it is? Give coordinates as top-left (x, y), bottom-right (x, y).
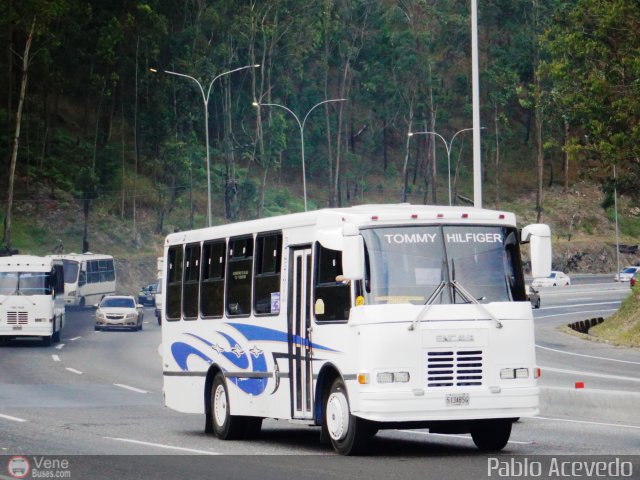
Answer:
top-left (0, 413), bottom-right (27, 423)
top-left (533, 416), bottom-right (640, 430)
top-left (144, 321), bottom-right (150, 324)
top-left (69, 336), bottom-right (82, 341)
top-left (540, 366), bottom-right (640, 382)
top-left (105, 437), bottom-right (220, 455)
top-left (52, 354), bottom-right (61, 362)
top-left (65, 368), bottom-right (83, 375)
top-left (539, 301), bottom-right (621, 311)
top-left (55, 343), bottom-right (65, 350)
top-left (114, 383), bottom-right (148, 394)
top-left (535, 308), bottom-right (618, 319)
top-left (536, 345), bottom-right (640, 365)
top-left (398, 430), bottom-right (532, 445)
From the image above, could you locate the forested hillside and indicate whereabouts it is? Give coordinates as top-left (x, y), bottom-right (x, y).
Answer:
top-left (2, 0), bottom-right (640, 254)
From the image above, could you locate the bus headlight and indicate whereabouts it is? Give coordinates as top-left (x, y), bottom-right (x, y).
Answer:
top-left (377, 371), bottom-right (410, 384)
top-left (500, 368), bottom-right (529, 379)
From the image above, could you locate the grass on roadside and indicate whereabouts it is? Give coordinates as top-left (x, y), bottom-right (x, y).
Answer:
top-left (589, 285), bottom-right (640, 348)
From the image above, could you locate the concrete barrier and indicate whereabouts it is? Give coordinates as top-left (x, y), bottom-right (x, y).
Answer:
top-left (540, 386), bottom-right (640, 425)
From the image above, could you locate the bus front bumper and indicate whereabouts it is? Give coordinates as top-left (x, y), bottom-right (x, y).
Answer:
top-left (353, 385), bottom-right (539, 423)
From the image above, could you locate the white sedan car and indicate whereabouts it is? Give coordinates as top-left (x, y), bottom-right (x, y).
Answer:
top-left (94, 295), bottom-right (144, 331)
top-left (615, 266), bottom-right (640, 282)
top-left (531, 271), bottom-right (571, 287)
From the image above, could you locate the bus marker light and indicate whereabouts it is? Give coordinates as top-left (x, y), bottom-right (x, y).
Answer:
top-left (534, 368), bottom-right (541, 379)
top-left (515, 368), bottom-right (529, 379)
top-left (500, 368), bottom-right (515, 379)
top-left (411, 214), bottom-right (418, 219)
top-left (377, 372), bottom-right (393, 384)
top-left (575, 381), bottom-right (585, 389)
top-left (357, 373), bottom-right (370, 385)
top-left (437, 213), bottom-right (444, 218)
top-left (461, 213), bottom-right (469, 218)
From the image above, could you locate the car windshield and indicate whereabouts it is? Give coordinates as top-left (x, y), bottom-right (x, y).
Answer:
top-left (0, 272), bottom-right (52, 295)
top-left (623, 267), bottom-right (636, 273)
top-left (547, 272), bottom-right (557, 278)
top-left (360, 225), bottom-right (525, 305)
top-left (101, 297), bottom-right (135, 308)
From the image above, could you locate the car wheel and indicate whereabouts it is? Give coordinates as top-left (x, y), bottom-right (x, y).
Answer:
top-left (471, 419), bottom-right (512, 451)
top-left (210, 373), bottom-right (246, 440)
top-left (324, 377), bottom-right (372, 455)
top-left (535, 298), bottom-right (541, 309)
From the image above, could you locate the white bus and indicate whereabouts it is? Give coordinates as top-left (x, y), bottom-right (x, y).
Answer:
top-left (161, 204), bottom-right (551, 455)
top-left (48, 253), bottom-right (116, 308)
top-left (0, 255), bottom-right (65, 345)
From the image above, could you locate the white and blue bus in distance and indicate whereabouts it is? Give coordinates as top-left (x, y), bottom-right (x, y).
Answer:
top-left (161, 204), bottom-right (551, 455)
top-left (48, 253), bottom-right (116, 308)
top-left (0, 255), bottom-right (65, 345)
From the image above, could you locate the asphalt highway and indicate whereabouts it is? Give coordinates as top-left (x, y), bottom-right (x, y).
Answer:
top-left (1, 283), bottom-right (638, 479)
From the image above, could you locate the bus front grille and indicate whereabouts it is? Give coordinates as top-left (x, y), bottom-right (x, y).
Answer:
top-left (426, 350), bottom-right (483, 387)
top-left (6, 312), bottom-right (29, 325)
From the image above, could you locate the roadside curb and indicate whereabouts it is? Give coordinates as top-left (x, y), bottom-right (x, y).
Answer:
top-left (540, 386), bottom-right (640, 425)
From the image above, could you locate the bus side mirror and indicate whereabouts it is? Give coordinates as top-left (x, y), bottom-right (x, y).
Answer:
top-left (341, 230), bottom-right (364, 281)
top-left (522, 224), bottom-right (552, 279)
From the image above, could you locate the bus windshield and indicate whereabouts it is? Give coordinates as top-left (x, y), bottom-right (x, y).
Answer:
top-left (360, 225), bottom-right (525, 305)
top-left (0, 272), bottom-right (53, 296)
top-left (62, 260), bottom-right (80, 284)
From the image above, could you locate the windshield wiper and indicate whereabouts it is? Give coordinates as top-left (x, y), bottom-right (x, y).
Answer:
top-left (451, 280), bottom-right (502, 329)
top-left (408, 281), bottom-right (446, 331)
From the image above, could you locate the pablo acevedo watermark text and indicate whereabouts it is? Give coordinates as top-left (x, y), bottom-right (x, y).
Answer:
top-left (488, 457), bottom-right (636, 478)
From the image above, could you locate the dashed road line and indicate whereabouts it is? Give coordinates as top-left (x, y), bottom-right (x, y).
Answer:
top-left (52, 354), bottom-right (61, 362)
top-left (114, 383), bottom-right (148, 394)
top-left (65, 367), bottom-right (83, 375)
top-left (533, 416), bottom-right (640, 430)
top-left (55, 343), bottom-right (65, 350)
top-left (536, 345), bottom-right (640, 365)
top-left (540, 366), bottom-right (640, 382)
top-left (69, 336), bottom-right (82, 341)
top-left (104, 437), bottom-right (220, 455)
top-left (0, 413), bottom-right (27, 423)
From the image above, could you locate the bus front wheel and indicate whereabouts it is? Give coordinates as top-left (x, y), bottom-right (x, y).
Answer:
top-left (210, 373), bottom-right (245, 440)
top-left (470, 419), bottom-right (512, 451)
top-left (324, 377), bottom-right (371, 455)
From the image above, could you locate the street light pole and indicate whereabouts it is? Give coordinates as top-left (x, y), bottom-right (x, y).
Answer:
top-left (253, 98), bottom-right (346, 212)
top-left (150, 64), bottom-right (260, 227)
top-left (471, 0), bottom-right (482, 208)
top-left (408, 128), bottom-right (478, 206)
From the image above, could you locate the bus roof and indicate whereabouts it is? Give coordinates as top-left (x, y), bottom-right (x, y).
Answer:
top-left (165, 203), bottom-right (517, 246)
top-left (0, 255), bottom-right (59, 272)
top-left (47, 253), bottom-right (114, 262)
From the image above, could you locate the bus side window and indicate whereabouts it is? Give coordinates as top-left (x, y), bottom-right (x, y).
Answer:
top-left (314, 243), bottom-right (350, 322)
top-left (183, 243), bottom-right (201, 320)
top-left (78, 270), bottom-right (87, 287)
top-left (201, 240), bottom-right (226, 318)
top-left (226, 236), bottom-right (253, 317)
top-left (254, 233), bottom-right (282, 315)
top-left (167, 246), bottom-right (183, 321)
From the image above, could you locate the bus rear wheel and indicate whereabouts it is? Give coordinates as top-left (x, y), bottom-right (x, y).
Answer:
top-left (470, 419), bottom-right (512, 451)
top-left (324, 377), bottom-right (371, 455)
top-left (210, 373), bottom-right (245, 440)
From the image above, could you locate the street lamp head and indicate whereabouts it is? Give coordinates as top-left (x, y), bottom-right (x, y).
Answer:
top-left (408, 132), bottom-right (414, 137)
top-left (149, 68), bottom-right (157, 73)
top-left (253, 64), bottom-right (261, 68)
top-left (252, 101), bottom-right (259, 107)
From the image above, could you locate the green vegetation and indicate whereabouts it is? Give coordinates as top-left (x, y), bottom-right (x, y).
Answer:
top-left (589, 286), bottom-right (640, 348)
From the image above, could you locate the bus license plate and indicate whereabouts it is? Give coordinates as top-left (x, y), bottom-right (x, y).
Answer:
top-left (12, 326), bottom-right (22, 331)
top-left (446, 393), bottom-right (469, 406)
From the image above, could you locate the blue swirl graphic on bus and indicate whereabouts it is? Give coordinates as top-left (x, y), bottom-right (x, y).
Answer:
top-left (171, 341), bottom-right (213, 370)
top-left (170, 324), bottom-right (340, 396)
top-left (217, 331), bottom-right (250, 369)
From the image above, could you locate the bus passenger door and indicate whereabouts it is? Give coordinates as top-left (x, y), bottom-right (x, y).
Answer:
top-left (289, 247), bottom-right (313, 420)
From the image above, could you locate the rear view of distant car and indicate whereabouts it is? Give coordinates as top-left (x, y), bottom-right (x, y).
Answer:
top-left (615, 266), bottom-right (640, 282)
top-left (531, 270), bottom-right (571, 287)
top-left (137, 283), bottom-right (157, 306)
